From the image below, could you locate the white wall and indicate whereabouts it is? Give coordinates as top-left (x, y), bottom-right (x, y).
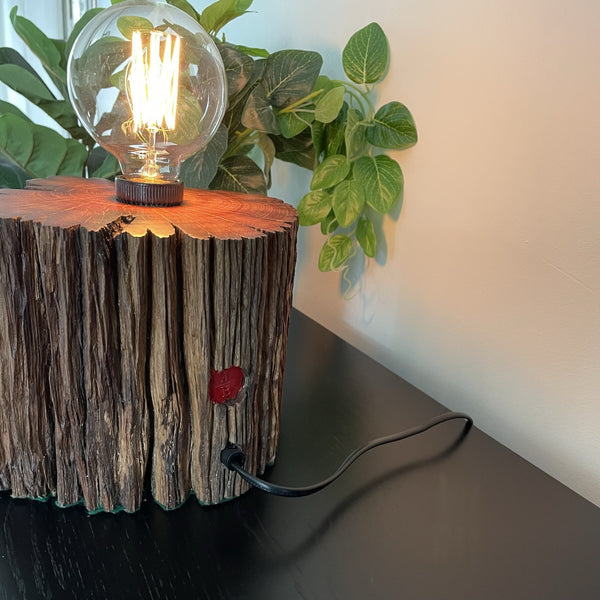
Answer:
top-left (225, 0), bottom-right (600, 506)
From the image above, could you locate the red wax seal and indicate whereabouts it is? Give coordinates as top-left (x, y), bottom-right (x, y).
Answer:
top-left (209, 366), bottom-right (245, 404)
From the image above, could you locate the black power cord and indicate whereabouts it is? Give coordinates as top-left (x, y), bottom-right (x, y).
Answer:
top-left (220, 411), bottom-right (473, 497)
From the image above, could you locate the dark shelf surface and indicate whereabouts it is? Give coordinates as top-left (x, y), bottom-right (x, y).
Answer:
top-left (1, 309), bottom-right (599, 600)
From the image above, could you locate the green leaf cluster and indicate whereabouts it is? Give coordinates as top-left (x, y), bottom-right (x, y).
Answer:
top-left (0, 2), bottom-right (417, 280)
top-left (0, 7), bottom-right (117, 184)
top-left (202, 18), bottom-right (417, 271)
top-left (295, 22), bottom-right (417, 272)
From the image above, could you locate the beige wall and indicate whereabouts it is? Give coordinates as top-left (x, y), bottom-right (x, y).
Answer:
top-left (228, 0), bottom-right (600, 506)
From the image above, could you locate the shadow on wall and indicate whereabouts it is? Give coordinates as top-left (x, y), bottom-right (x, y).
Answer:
top-left (337, 190), bottom-right (404, 297)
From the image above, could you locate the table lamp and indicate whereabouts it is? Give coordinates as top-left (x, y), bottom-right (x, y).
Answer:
top-left (0, 0), bottom-right (298, 513)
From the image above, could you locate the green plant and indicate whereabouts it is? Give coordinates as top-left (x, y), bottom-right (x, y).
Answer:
top-left (0, 0), bottom-right (417, 273)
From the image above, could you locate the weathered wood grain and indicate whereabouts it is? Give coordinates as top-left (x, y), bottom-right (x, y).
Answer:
top-left (0, 176), bottom-right (297, 512)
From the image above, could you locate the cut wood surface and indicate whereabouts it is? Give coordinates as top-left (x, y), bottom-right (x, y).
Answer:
top-left (0, 176), bottom-right (297, 512)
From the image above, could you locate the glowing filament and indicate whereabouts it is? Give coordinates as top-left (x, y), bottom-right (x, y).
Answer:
top-left (128, 30), bottom-right (181, 133)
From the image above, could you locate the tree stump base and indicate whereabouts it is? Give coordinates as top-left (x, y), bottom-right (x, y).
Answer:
top-left (0, 176), bottom-right (297, 512)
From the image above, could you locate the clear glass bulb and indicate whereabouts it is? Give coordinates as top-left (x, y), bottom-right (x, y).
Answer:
top-left (67, 0), bottom-right (227, 205)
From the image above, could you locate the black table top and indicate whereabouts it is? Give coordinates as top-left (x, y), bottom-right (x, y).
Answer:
top-left (1, 310), bottom-right (599, 600)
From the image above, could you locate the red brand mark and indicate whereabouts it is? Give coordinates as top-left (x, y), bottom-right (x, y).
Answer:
top-left (209, 366), bottom-right (245, 404)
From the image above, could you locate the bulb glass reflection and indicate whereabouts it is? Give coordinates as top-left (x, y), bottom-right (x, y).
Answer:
top-left (67, 0), bottom-right (227, 205)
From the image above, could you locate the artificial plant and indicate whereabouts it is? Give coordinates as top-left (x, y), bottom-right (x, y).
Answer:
top-left (0, 0), bottom-right (417, 272)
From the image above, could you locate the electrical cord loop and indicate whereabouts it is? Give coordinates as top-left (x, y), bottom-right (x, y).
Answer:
top-left (220, 411), bottom-right (473, 498)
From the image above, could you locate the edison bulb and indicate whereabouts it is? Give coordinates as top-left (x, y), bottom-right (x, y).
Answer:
top-left (67, 0), bottom-right (227, 205)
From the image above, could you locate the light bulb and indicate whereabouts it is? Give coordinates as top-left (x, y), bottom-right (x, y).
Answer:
top-left (67, 0), bottom-right (227, 205)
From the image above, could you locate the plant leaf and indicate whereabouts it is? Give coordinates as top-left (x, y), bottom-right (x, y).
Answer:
top-left (210, 155), bottom-right (267, 195)
top-left (222, 58), bottom-right (265, 143)
top-left (271, 128), bottom-right (315, 170)
top-left (257, 132), bottom-right (275, 187)
top-left (314, 86), bottom-right (345, 123)
top-left (0, 114), bottom-right (86, 179)
top-left (318, 235), bottom-right (352, 271)
top-left (200, 0), bottom-right (253, 35)
top-left (180, 124), bottom-right (228, 189)
top-left (324, 101), bottom-right (348, 156)
top-left (0, 64), bottom-right (54, 104)
top-left (313, 75), bottom-right (337, 96)
top-left (342, 22), bottom-right (389, 84)
top-left (168, 86), bottom-right (204, 145)
top-left (0, 99), bottom-right (32, 122)
top-left (311, 120), bottom-right (325, 160)
top-left (219, 43), bottom-right (254, 98)
top-left (0, 64), bottom-right (81, 133)
top-left (297, 190), bottom-right (332, 226)
top-left (262, 50), bottom-right (322, 108)
top-left (320, 210), bottom-right (338, 235)
top-left (277, 109), bottom-right (314, 138)
top-left (66, 8), bottom-right (103, 58)
top-left (332, 179), bottom-right (366, 227)
top-left (223, 100), bottom-right (245, 143)
top-left (356, 215), bottom-right (376, 257)
top-left (70, 36), bottom-right (130, 93)
top-left (367, 101), bottom-right (418, 149)
top-left (0, 57), bottom-right (54, 101)
top-left (0, 46), bottom-right (39, 76)
top-left (86, 146), bottom-right (121, 179)
top-left (0, 49), bottom-right (91, 144)
top-left (345, 107), bottom-right (367, 161)
top-left (49, 38), bottom-right (67, 73)
top-left (310, 154), bottom-right (350, 190)
top-left (10, 7), bottom-right (66, 94)
top-left (117, 16), bottom-right (154, 39)
top-left (58, 138), bottom-right (89, 176)
top-left (166, 0), bottom-right (201, 21)
top-left (0, 114), bottom-right (34, 171)
top-left (231, 44), bottom-right (269, 58)
top-left (0, 156), bottom-right (29, 188)
top-left (242, 83), bottom-right (280, 134)
top-left (353, 155), bottom-right (403, 214)
top-left (227, 56), bottom-right (264, 113)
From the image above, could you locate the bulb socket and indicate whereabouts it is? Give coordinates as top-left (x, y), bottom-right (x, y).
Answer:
top-left (115, 176), bottom-right (184, 207)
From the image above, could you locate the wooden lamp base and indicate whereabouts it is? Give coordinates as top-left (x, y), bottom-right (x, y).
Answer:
top-left (0, 177), bottom-right (298, 512)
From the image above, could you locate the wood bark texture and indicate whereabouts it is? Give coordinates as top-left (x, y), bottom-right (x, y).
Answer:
top-left (0, 176), bottom-right (297, 512)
